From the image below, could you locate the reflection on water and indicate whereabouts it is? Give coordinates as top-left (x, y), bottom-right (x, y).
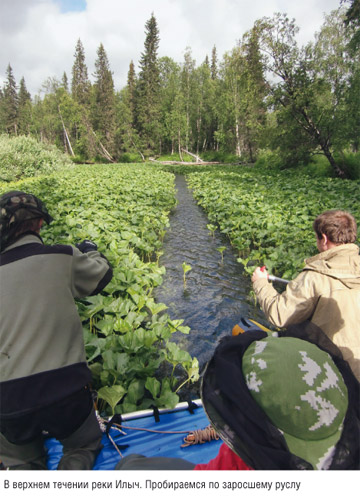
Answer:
top-left (155, 175), bottom-right (267, 368)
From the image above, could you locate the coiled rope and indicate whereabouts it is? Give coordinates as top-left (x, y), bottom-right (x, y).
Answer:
top-left (181, 425), bottom-right (220, 447)
top-left (97, 415), bottom-right (219, 458)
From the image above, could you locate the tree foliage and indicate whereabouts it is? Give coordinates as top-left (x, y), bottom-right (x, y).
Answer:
top-left (92, 43), bottom-right (116, 158)
top-left (135, 13), bottom-right (161, 154)
top-left (0, 8), bottom-right (358, 177)
top-left (343, 0), bottom-right (360, 50)
top-left (256, 10), bottom-right (356, 177)
top-left (71, 39), bottom-right (91, 106)
top-left (2, 64), bottom-right (18, 135)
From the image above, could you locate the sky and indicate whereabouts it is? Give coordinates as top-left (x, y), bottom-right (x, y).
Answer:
top-left (1, 0), bottom-right (343, 96)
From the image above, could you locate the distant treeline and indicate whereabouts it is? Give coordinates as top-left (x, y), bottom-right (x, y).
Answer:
top-left (0, 2), bottom-right (359, 177)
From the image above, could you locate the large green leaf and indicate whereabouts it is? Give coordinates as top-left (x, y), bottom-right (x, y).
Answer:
top-left (145, 377), bottom-right (161, 399)
top-left (126, 379), bottom-right (145, 405)
top-left (97, 385), bottom-right (127, 415)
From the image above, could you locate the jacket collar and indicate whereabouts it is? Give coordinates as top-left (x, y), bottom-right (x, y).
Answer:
top-left (305, 243), bottom-right (359, 266)
top-left (2, 232), bottom-right (43, 252)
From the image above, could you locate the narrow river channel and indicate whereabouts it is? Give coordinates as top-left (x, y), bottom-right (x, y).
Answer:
top-left (155, 174), bottom-right (268, 369)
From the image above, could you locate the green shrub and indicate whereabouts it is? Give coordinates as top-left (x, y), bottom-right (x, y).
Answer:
top-left (157, 152), bottom-right (194, 162)
top-left (118, 152), bottom-right (144, 163)
top-left (201, 151), bottom-right (240, 163)
top-left (334, 151), bottom-right (360, 180)
top-left (254, 150), bottom-right (360, 179)
top-left (298, 155), bottom-right (334, 178)
top-left (299, 152), bottom-right (360, 179)
top-left (254, 149), bottom-right (283, 171)
top-left (71, 155), bottom-right (91, 165)
top-left (0, 135), bottom-right (73, 182)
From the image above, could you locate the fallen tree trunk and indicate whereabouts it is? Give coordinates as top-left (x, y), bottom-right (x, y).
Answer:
top-left (149, 159), bottom-right (250, 167)
top-left (149, 159), bottom-right (221, 166)
top-left (58, 106), bottom-right (75, 157)
top-left (181, 148), bottom-right (204, 163)
top-left (91, 130), bottom-right (115, 163)
top-left (127, 130), bottom-right (145, 161)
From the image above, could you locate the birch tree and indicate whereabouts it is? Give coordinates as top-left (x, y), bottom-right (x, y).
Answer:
top-left (257, 10), bottom-right (353, 177)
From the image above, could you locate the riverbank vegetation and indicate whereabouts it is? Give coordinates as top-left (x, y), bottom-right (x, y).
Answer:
top-left (1, 159), bottom-right (359, 410)
top-left (0, 134), bottom-right (73, 181)
top-left (0, 165), bottom-right (199, 415)
top-left (185, 165), bottom-right (360, 278)
top-left (0, 1), bottom-right (359, 412)
top-left (1, 2), bottom-right (359, 178)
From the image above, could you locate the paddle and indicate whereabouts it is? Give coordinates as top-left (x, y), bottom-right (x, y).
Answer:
top-left (260, 266), bottom-right (290, 284)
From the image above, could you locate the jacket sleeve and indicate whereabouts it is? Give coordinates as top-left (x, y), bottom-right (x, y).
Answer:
top-left (70, 246), bottom-right (113, 298)
top-left (252, 271), bottom-right (320, 328)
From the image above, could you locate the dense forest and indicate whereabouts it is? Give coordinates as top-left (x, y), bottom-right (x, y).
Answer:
top-left (0, 1), bottom-right (359, 177)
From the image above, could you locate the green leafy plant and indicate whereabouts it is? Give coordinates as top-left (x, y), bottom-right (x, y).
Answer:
top-left (217, 246), bottom-right (227, 263)
top-left (97, 385), bottom-right (127, 416)
top-left (182, 262), bottom-right (192, 289)
top-left (0, 163), bottom-right (199, 416)
top-left (186, 166), bottom-right (360, 279)
top-left (206, 223), bottom-right (217, 237)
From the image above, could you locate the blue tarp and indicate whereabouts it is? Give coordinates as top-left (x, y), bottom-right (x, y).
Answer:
top-left (45, 404), bottom-right (222, 470)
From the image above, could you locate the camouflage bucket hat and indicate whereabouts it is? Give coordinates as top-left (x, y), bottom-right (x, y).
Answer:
top-left (242, 336), bottom-right (348, 470)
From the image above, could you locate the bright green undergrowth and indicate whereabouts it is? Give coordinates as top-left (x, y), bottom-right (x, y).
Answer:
top-left (186, 166), bottom-right (360, 280)
top-left (0, 164), bottom-right (199, 415)
top-left (3, 162), bottom-right (359, 413)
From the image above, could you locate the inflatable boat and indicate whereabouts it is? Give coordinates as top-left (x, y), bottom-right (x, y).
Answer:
top-left (46, 318), bottom-right (269, 470)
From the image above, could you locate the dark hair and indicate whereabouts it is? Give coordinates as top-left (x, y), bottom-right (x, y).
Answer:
top-left (14, 218), bottom-right (43, 237)
top-left (313, 210), bottom-right (357, 244)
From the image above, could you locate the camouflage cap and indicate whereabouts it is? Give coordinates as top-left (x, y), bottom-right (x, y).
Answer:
top-left (0, 191), bottom-right (52, 250)
top-left (242, 336), bottom-right (348, 470)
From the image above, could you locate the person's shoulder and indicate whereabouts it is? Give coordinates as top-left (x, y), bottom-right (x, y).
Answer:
top-left (41, 242), bottom-right (74, 256)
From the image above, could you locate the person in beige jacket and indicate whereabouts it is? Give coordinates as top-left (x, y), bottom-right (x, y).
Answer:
top-left (252, 210), bottom-right (360, 381)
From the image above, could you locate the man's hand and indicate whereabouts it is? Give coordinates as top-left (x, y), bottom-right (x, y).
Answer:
top-left (252, 266), bottom-right (269, 283)
top-left (76, 240), bottom-right (98, 253)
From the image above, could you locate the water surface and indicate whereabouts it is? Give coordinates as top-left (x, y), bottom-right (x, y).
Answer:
top-left (155, 175), bottom-right (267, 368)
